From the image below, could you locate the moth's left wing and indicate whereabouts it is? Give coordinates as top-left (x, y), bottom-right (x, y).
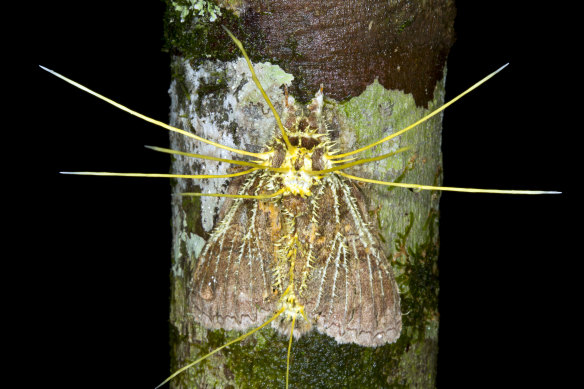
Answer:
top-left (190, 172), bottom-right (278, 332)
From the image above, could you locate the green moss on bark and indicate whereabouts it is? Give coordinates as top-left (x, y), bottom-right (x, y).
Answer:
top-left (164, 0), bottom-right (266, 67)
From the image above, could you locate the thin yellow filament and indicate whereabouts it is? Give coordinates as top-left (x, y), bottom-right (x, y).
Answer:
top-left (145, 145), bottom-right (267, 169)
top-left (339, 172), bottom-right (561, 194)
top-left (286, 315), bottom-right (296, 389)
top-left (155, 308), bottom-right (286, 389)
top-left (180, 188), bottom-right (287, 199)
top-left (39, 65), bottom-right (262, 158)
top-left (329, 64), bottom-right (509, 160)
top-left (60, 169), bottom-right (257, 179)
top-left (309, 147), bottom-right (411, 175)
top-left (222, 26), bottom-right (293, 151)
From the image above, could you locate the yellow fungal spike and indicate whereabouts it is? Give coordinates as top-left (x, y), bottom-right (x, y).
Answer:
top-left (309, 147), bottom-right (411, 175)
top-left (329, 64), bottom-right (510, 160)
top-left (155, 308), bottom-right (286, 389)
top-left (222, 26), bottom-right (294, 151)
top-left (339, 172), bottom-right (561, 194)
top-left (144, 145), bottom-right (268, 169)
top-left (286, 314), bottom-right (296, 389)
top-left (180, 188), bottom-right (287, 199)
top-left (39, 65), bottom-right (262, 158)
top-left (60, 169), bottom-right (258, 179)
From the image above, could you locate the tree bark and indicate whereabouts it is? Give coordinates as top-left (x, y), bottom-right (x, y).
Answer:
top-left (165, 1), bottom-right (455, 387)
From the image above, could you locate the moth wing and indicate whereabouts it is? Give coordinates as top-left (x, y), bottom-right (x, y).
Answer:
top-left (190, 173), bottom-right (277, 332)
top-left (301, 176), bottom-right (402, 346)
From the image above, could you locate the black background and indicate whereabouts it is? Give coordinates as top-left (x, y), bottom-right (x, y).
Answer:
top-left (17, 1), bottom-right (571, 387)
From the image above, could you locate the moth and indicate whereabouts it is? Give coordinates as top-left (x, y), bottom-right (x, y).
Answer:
top-left (43, 27), bottom-right (558, 388)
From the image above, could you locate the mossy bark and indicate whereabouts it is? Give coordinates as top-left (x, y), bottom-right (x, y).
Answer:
top-left (165, 1), bottom-right (455, 387)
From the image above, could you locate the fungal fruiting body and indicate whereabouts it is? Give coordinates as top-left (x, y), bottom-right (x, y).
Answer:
top-left (42, 27), bottom-right (559, 389)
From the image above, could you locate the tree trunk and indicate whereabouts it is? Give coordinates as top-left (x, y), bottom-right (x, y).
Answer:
top-left (165, 1), bottom-right (455, 387)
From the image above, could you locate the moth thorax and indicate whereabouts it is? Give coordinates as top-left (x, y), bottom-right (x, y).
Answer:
top-left (277, 141), bottom-right (331, 196)
top-left (282, 169), bottom-right (314, 196)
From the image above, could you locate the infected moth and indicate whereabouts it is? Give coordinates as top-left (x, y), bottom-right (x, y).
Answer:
top-left (43, 27), bottom-right (558, 388)
top-left (190, 85), bottom-right (402, 347)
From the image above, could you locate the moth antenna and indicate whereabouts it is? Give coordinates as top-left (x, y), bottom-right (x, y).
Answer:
top-left (39, 65), bottom-right (263, 159)
top-left (309, 147), bottom-right (411, 175)
top-left (180, 188), bottom-right (287, 199)
top-left (286, 314), bottom-right (296, 389)
top-left (222, 26), bottom-right (294, 151)
top-left (60, 169), bottom-right (257, 179)
top-left (329, 63), bottom-right (510, 160)
top-left (144, 145), bottom-right (269, 169)
top-left (339, 172), bottom-right (561, 194)
top-left (155, 308), bottom-right (286, 388)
